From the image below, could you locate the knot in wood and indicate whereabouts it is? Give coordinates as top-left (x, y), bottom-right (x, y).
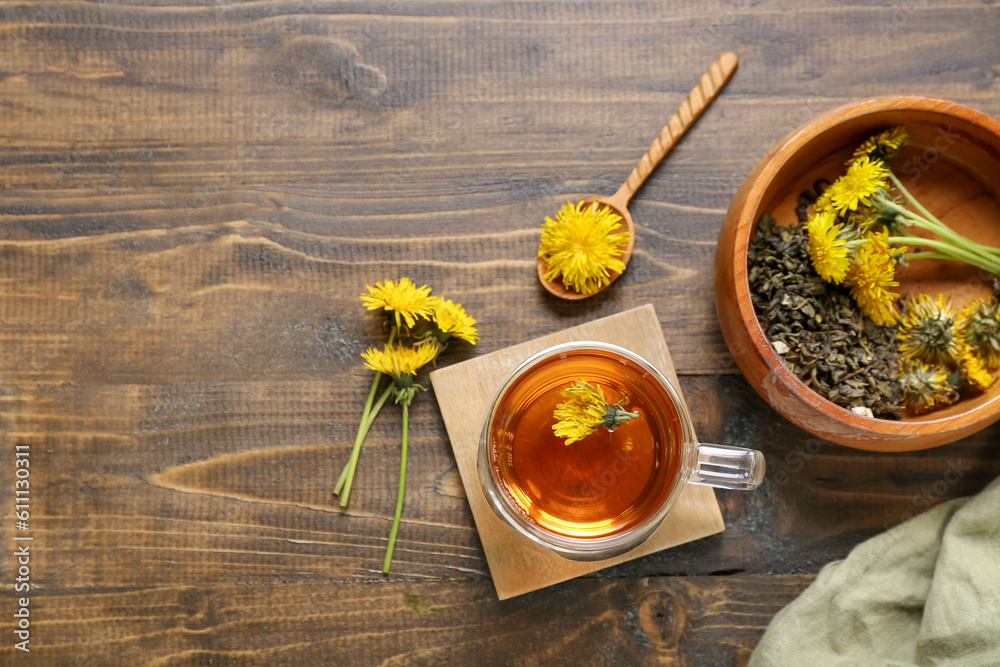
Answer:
top-left (637, 590), bottom-right (685, 647)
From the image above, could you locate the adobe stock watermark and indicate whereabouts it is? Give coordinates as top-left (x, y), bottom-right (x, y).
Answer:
top-left (385, 71), bottom-right (500, 185)
top-left (817, 457), bottom-right (974, 617)
top-left (581, 447), bottom-right (641, 497)
top-left (886, 459), bottom-right (971, 529)
top-left (760, 436), bottom-right (827, 491)
top-left (894, 125), bottom-right (960, 184)
top-left (10, 440), bottom-right (34, 653)
top-left (680, 0), bottom-right (755, 69)
top-left (874, 0), bottom-right (928, 48)
top-left (719, 82), bottom-right (830, 196)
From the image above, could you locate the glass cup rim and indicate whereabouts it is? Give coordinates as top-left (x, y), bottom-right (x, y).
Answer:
top-left (477, 340), bottom-right (697, 559)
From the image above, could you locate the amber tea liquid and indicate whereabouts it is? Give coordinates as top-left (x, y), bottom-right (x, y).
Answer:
top-left (489, 348), bottom-right (682, 539)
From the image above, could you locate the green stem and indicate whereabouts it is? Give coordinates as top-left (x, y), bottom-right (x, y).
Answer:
top-left (337, 384), bottom-right (394, 506)
top-left (888, 173), bottom-right (991, 252)
top-left (882, 201), bottom-right (972, 251)
top-left (904, 251), bottom-right (952, 262)
top-left (890, 235), bottom-right (1000, 275)
top-left (895, 207), bottom-right (1000, 262)
top-left (334, 371), bottom-right (381, 497)
top-left (334, 326), bottom-right (398, 504)
top-left (886, 171), bottom-right (1000, 256)
top-left (878, 192), bottom-right (1000, 266)
top-left (383, 402), bottom-right (408, 574)
top-left (889, 172), bottom-right (945, 229)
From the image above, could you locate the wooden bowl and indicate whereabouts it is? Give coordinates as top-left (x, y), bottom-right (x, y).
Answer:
top-left (715, 95), bottom-right (1000, 451)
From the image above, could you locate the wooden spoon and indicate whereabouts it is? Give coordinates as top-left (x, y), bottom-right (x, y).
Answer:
top-left (538, 51), bottom-right (739, 300)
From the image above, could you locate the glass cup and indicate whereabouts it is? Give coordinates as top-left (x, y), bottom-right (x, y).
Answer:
top-left (477, 341), bottom-right (764, 561)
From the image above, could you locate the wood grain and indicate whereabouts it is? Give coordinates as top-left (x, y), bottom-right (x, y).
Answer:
top-left (0, 0), bottom-right (998, 663)
top-left (616, 51), bottom-right (740, 206)
top-left (0, 576), bottom-right (814, 666)
top-left (537, 53), bottom-right (738, 300)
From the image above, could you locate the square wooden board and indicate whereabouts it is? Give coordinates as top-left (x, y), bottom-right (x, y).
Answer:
top-left (429, 304), bottom-right (725, 600)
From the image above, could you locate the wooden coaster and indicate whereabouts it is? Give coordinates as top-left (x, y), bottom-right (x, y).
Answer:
top-left (429, 304), bottom-right (725, 600)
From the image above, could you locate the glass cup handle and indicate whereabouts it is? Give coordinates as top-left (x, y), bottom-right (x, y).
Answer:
top-left (688, 443), bottom-right (765, 491)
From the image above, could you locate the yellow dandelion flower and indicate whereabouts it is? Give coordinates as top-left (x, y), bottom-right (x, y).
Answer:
top-left (813, 188), bottom-right (834, 215)
top-left (955, 298), bottom-right (1000, 369)
top-left (539, 201), bottom-right (630, 295)
top-left (551, 379), bottom-right (639, 446)
top-left (361, 342), bottom-right (438, 379)
top-left (850, 126), bottom-right (910, 163)
top-left (957, 343), bottom-right (995, 391)
top-left (845, 207), bottom-right (880, 235)
top-left (845, 229), bottom-right (902, 325)
top-left (897, 360), bottom-right (958, 414)
top-left (897, 294), bottom-right (959, 365)
top-left (428, 296), bottom-right (479, 345)
top-left (828, 156), bottom-right (890, 214)
top-left (360, 277), bottom-right (434, 329)
top-left (552, 379), bottom-right (607, 445)
top-left (807, 210), bottom-right (851, 284)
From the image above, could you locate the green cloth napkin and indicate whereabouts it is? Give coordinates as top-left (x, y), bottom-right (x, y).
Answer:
top-left (750, 475), bottom-right (1000, 667)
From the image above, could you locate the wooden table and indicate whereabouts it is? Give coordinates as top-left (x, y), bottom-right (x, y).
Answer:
top-left (2, 1), bottom-right (999, 664)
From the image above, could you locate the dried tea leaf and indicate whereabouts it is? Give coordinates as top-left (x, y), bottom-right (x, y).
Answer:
top-left (748, 214), bottom-right (901, 418)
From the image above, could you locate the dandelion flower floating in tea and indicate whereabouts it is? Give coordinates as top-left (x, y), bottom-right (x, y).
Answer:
top-left (552, 379), bottom-right (607, 444)
top-left (538, 201), bottom-right (630, 295)
top-left (552, 378), bottom-right (639, 446)
top-left (360, 276), bottom-right (434, 329)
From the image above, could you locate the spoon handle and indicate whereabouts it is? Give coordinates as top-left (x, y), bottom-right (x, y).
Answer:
top-left (613, 51), bottom-right (738, 205)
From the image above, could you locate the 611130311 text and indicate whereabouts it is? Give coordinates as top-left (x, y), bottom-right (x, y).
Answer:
top-left (12, 441), bottom-right (33, 653)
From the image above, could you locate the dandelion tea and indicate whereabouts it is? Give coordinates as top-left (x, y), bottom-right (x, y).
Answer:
top-left (487, 348), bottom-right (681, 539)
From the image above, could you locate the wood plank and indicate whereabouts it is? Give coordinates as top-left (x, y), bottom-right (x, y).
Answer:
top-left (0, 195), bottom-right (733, 374)
top-left (0, 576), bottom-right (814, 665)
top-left (0, 2), bottom-right (996, 371)
top-left (0, 372), bottom-right (995, 591)
top-left (0, 2), bottom-right (997, 146)
top-left (0, 0), bottom-right (998, 662)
